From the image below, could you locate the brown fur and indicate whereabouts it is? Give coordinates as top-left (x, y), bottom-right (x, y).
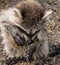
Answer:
top-left (0, 0), bottom-right (52, 65)
top-left (15, 1), bottom-right (45, 29)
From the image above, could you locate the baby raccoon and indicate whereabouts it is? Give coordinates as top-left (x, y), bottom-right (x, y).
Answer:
top-left (0, 0), bottom-right (52, 65)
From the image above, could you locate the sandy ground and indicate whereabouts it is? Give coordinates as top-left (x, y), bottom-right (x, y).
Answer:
top-left (0, 0), bottom-right (60, 65)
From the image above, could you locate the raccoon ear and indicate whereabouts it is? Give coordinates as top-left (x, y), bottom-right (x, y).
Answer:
top-left (42, 10), bottom-right (53, 19)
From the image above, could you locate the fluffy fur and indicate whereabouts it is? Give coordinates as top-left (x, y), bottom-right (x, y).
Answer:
top-left (0, 0), bottom-right (52, 65)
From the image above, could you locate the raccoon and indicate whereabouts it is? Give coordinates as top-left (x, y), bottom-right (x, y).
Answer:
top-left (0, 0), bottom-right (52, 65)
